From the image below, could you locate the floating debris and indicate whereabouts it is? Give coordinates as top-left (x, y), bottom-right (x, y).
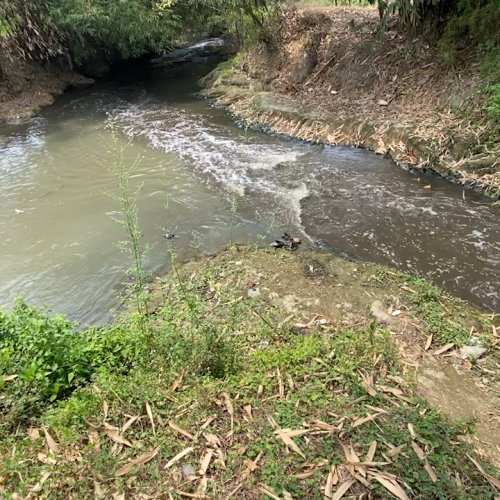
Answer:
top-left (270, 233), bottom-right (302, 251)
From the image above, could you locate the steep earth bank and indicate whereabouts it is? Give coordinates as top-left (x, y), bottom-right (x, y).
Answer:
top-left (0, 55), bottom-right (92, 123)
top-left (202, 7), bottom-right (500, 197)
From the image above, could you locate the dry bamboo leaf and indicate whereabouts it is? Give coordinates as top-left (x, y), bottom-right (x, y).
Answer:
top-left (466, 454), bottom-right (500, 489)
top-left (365, 405), bottom-right (389, 415)
top-left (411, 441), bottom-right (426, 460)
top-left (325, 464), bottom-right (335, 498)
top-left (103, 401), bottom-right (109, 421)
top-left (146, 402), bottom-right (156, 436)
top-left (199, 450), bottom-right (214, 476)
top-left (106, 430), bottom-right (133, 447)
top-left (424, 334), bottom-right (433, 351)
top-left (361, 379), bottom-right (377, 397)
top-left (223, 393), bottom-right (234, 418)
top-left (243, 405), bottom-right (253, 420)
top-left (373, 475), bottom-right (409, 500)
top-left (94, 481), bottom-right (104, 498)
top-left (407, 423), bottom-right (416, 439)
top-left (27, 427), bottom-right (40, 440)
top-left (103, 422), bottom-right (119, 431)
top-left (280, 429), bottom-right (311, 438)
top-left (164, 447), bottom-right (194, 470)
top-left (277, 430), bottom-right (306, 459)
top-left (168, 421), bottom-right (194, 440)
top-left (277, 368), bottom-right (284, 398)
top-left (433, 343), bottom-right (455, 356)
top-left (257, 384), bottom-right (264, 397)
top-left (42, 427), bottom-right (59, 454)
top-left (366, 441), bottom-right (377, 463)
top-left (197, 476), bottom-right (208, 496)
top-left (3, 374), bottom-right (18, 382)
top-left (121, 416), bottom-right (139, 434)
top-left (349, 445), bottom-right (360, 464)
top-left (424, 460), bottom-right (438, 483)
top-left (174, 489), bottom-right (208, 499)
top-left (32, 471), bottom-right (51, 493)
top-left (386, 444), bottom-right (406, 457)
top-left (200, 415), bottom-right (216, 430)
top-left (258, 483), bottom-right (281, 500)
top-left (115, 447), bottom-right (159, 477)
top-left (353, 413), bottom-right (382, 428)
top-left (331, 479), bottom-right (355, 500)
top-left (170, 373), bottom-right (183, 392)
top-left (203, 433), bottom-right (221, 448)
top-left (293, 470), bottom-right (317, 479)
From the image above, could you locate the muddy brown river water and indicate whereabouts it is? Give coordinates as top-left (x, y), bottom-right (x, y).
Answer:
top-left (0, 54), bottom-right (498, 325)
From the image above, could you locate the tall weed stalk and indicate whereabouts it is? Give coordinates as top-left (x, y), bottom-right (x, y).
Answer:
top-left (108, 130), bottom-right (149, 329)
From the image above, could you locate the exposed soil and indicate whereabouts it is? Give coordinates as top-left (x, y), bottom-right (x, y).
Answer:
top-left (203, 7), bottom-right (500, 196)
top-left (0, 55), bottom-right (92, 123)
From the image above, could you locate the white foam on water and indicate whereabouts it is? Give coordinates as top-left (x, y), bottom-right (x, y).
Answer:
top-left (110, 102), bottom-right (303, 192)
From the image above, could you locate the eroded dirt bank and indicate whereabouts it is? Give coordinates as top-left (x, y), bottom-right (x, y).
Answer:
top-left (202, 7), bottom-right (500, 197)
top-left (0, 55), bottom-right (92, 123)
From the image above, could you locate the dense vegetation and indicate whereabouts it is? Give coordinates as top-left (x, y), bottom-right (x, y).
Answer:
top-left (0, 0), bottom-right (275, 70)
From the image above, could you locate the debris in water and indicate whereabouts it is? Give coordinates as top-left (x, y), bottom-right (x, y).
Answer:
top-left (270, 233), bottom-right (302, 251)
top-left (163, 232), bottom-right (176, 240)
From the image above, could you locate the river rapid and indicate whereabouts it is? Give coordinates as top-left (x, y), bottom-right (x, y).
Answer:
top-left (0, 50), bottom-right (498, 325)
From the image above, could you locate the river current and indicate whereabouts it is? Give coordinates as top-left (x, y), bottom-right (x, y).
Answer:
top-left (0, 54), bottom-right (498, 324)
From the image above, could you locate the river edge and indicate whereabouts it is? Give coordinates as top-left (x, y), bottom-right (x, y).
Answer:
top-left (1, 245), bottom-right (499, 497)
top-left (201, 64), bottom-right (500, 199)
top-left (0, 56), bottom-right (93, 124)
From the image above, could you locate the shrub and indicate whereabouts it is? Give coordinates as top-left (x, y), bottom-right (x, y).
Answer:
top-left (0, 300), bottom-right (145, 429)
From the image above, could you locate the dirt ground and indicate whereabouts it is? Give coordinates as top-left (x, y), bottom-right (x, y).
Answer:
top-left (183, 246), bottom-right (500, 466)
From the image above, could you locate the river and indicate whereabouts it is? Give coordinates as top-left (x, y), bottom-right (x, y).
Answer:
top-left (0, 51), bottom-right (498, 325)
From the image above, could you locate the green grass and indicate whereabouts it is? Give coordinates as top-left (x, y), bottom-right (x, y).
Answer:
top-left (0, 248), bottom-right (498, 498)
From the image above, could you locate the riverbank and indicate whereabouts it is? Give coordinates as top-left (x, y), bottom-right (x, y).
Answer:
top-left (1, 245), bottom-right (499, 497)
top-left (0, 55), bottom-right (92, 123)
top-left (202, 7), bottom-right (500, 198)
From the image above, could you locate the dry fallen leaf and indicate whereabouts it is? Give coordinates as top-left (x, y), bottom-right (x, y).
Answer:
top-left (424, 334), bottom-right (433, 351)
top-left (424, 460), bottom-right (438, 482)
top-left (366, 440), bottom-right (377, 462)
top-left (258, 483), bottom-right (281, 500)
top-left (466, 454), bottom-right (500, 490)
top-left (164, 447), bottom-right (194, 470)
top-left (42, 427), bottom-right (59, 454)
top-left (411, 441), bottom-right (426, 460)
top-left (121, 415), bottom-right (139, 434)
top-left (372, 474), bottom-right (409, 500)
top-left (3, 374), bottom-right (18, 382)
top-left (199, 449), bottom-right (214, 476)
top-left (146, 402), bottom-right (156, 436)
top-left (168, 421), bottom-right (194, 440)
top-left (353, 412), bottom-right (382, 428)
top-left (276, 429), bottom-right (306, 459)
top-left (106, 430), bottom-right (133, 448)
top-left (331, 479), bottom-right (355, 500)
top-left (32, 471), bottom-right (51, 493)
top-left (433, 343), bottom-right (454, 356)
top-left (27, 427), bottom-right (41, 440)
top-left (115, 448), bottom-right (159, 477)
